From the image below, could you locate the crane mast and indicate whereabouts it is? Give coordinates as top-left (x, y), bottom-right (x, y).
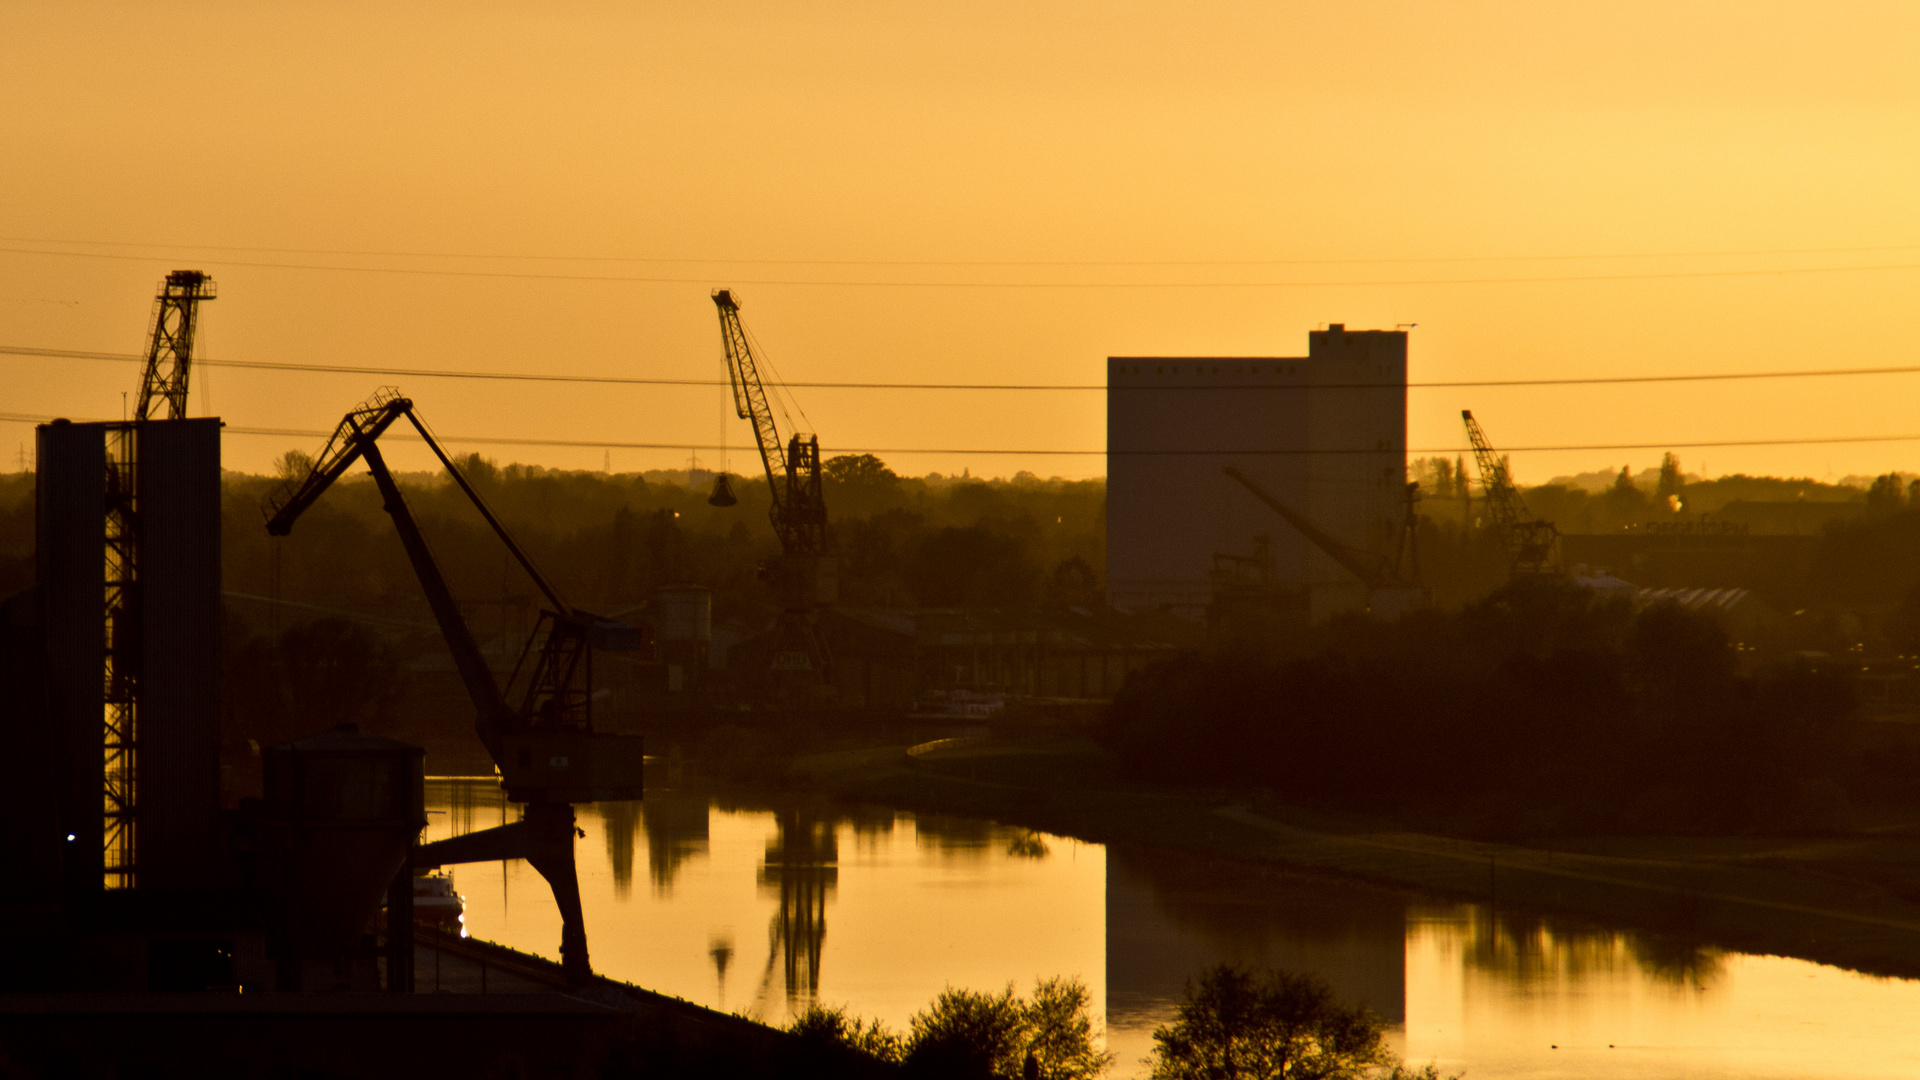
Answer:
top-left (711, 290), bottom-right (835, 695)
top-left (264, 387), bottom-right (645, 980)
top-left (1461, 409), bottom-right (1560, 576)
top-left (135, 270), bottom-right (216, 422)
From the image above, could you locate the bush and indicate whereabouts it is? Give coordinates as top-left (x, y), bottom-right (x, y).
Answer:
top-left (1148, 965), bottom-right (1449, 1080)
top-left (790, 1002), bottom-right (904, 1063)
top-left (796, 977), bottom-right (1111, 1079)
top-left (905, 986), bottom-right (1028, 1078)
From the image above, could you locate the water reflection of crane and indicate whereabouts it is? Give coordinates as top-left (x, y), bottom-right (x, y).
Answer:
top-left (710, 934), bottom-right (734, 1008)
top-left (752, 810), bottom-right (839, 1010)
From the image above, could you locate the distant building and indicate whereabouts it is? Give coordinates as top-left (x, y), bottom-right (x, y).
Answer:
top-left (1635, 586), bottom-right (1784, 644)
top-left (1711, 499), bottom-right (1866, 535)
top-left (913, 606), bottom-right (1201, 700)
top-left (720, 605), bottom-right (1200, 711)
top-left (1107, 325), bottom-right (1408, 620)
top-left (1559, 533), bottom-right (1818, 603)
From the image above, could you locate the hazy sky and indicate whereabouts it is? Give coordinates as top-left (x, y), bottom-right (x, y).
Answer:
top-left (7, 1), bottom-right (1920, 482)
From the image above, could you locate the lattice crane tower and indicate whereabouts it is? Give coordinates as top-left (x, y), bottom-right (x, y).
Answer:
top-left (1461, 409), bottom-right (1560, 576)
top-left (134, 270), bottom-right (216, 422)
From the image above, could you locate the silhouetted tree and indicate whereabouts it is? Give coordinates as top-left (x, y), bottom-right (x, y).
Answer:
top-left (826, 453), bottom-right (900, 489)
top-left (1868, 472), bottom-right (1907, 515)
top-left (788, 980), bottom-right (1108, 1079)
top-left (902, 978), bottom-right (1110, 1080)
top-left (790, 1003), bottom-right (904, 1064)
top-left (1019, 977), bottom-right (1110, 1080)
top-left (273, 448), bottom-right (314, 482)
top-left (457, 451), bottom-right (500, 487)
top-left (909, 526), bottom-right (1040, 608)
top-left (1656, 452), bottom-right (1685, 507)
top-left (1601, 465), bottom-right (1649, 524)
top-left (1885, 581), bottom-right (1920, 654)
top-left (1045, 556), bottom-right (1100, 607)
top-left (1147, 965), bottom-right (1444, 1080)
top-left (905, 986), bottom-right (1027, 1078)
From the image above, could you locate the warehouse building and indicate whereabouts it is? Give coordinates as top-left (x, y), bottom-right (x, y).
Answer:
top-left (1107, 325), bottom-right (1408, 621)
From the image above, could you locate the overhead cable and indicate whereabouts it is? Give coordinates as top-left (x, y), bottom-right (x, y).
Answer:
top-left (12, 233), bottom-right (1920, 267)
top-left (6, 410), bottom-right (1920, 458)
top-left (8, 243), bottom-right (1920, 288)
top-left (9, 343), bottom-right (1920, 392)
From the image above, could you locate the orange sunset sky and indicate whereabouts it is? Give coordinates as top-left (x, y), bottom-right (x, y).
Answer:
top-left (6, 1), bottom-right (1920, 483)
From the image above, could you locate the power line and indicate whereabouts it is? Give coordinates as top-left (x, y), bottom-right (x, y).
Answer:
top-left (5, 409), bottom-right (1920, 458)
top-left (212, 429), bottom-right (1920, 457)
top-left (10, 342), bottom-right (1920, 392)
top-left (9, 242), bottom-right (1920, 288)
top-left (12, 233), bottom-right (1920, 267)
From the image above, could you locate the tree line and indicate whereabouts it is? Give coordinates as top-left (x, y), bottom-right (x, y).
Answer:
top-left (1107, 577), bottom-right (1874, 836)
top-left (779, 966), bottom-right (1447, 1080)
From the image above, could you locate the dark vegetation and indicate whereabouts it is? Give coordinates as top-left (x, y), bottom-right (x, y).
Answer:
top-left (1147, 965), bottom-right (1447, 1080)
top-left (6, 453), bottom-right (1920, 648)
top-left (787, 966), bottom-right (1448, 1080)
top-left (1416, 452), bottom-right (1872, 531)
top-left (204, 452), bottom-right (1102, 627)
top-left (16, 451), bottom-right (1920, 827)
top-left (0, 456), bottom-right (1104, 770)
top-left (1108, 577), bottom-right (1876, 837)
top-left (787, 976), bottom-right (1109, 1079)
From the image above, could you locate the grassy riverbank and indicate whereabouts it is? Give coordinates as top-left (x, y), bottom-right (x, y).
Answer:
top-left (765, 734), bottom-right (1920, 981)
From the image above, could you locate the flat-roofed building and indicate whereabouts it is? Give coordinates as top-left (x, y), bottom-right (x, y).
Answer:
top-left (1107, 325), bottom-right (1407, 621)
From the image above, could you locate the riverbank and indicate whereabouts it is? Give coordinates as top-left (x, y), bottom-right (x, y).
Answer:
top-left (0, 925), bottom-right (893, 1079)
top-left (773, 736), bottom-right (1920, 981)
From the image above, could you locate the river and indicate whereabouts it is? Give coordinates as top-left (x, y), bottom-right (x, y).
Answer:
top-left (424, 779), bottom-right (1920, 1078)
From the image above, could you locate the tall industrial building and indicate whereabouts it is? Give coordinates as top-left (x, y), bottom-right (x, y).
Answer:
top-left (1106, 325), bottom-right (1408, 621)
top-left (4, 417), bottom-right (223, 899)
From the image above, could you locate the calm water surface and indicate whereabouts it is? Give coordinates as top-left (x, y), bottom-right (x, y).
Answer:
top-left (425, 780), bottom-right (1920, 1078)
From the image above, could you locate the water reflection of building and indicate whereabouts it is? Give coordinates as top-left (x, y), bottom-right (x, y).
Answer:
top-left (1425, 905), bottom-right (1724, 990)
top-left (757, 810), bottom-right (838, 1005)
top-left (914, 813), bottom-right (999, 856)
top-left (600, 801), bottom-right (641, 897)
top-left (436, 778), bottom-right (513, 846)
top-left (616, 792), bottom-right (709, 896)
top-left (1105, 848), bottom-right (1406, 1029)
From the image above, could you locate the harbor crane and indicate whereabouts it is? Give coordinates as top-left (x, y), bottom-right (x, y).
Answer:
top-left (1222, 466), bottom-right (1422, 604)
top-left (710, 289), bottom-right (836, 697)
top-left (1461, 409), bottom-right (1560, 576)
top-left (264, 387), bottom-right (645, 981)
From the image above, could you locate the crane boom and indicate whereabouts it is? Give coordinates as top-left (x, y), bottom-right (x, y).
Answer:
top-left (711, 290), bottom-right (835, 694)
top-left (1461, 410), bottom-right (1560, 575)
top-left (1223, 467), bottom-right (1395, 588)
top-left (264, 387), bottom-right (647, 981)
top-left (265, 390), bottom-right (514, 755)
top-left (713, 289), bottom-right (829, 555)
